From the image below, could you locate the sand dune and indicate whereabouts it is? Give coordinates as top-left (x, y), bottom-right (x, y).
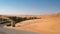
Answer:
top-left (15, 13), bottom-right (60, 34)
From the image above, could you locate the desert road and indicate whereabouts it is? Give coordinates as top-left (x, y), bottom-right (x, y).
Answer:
top-left (0, 24), bottom-right (40, 34)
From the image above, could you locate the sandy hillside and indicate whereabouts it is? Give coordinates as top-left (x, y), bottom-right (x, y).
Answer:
top-left (6, 13), bottom-right (60, 34)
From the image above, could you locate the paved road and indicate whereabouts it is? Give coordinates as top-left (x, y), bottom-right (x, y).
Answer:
top-left (0, 24), bottom-right (40, 34)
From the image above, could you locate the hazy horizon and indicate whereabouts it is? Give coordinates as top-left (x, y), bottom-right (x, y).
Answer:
top-left (0, 0), bottom-right (60, 15)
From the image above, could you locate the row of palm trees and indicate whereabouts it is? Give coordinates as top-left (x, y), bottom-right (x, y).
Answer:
top-left (8, 16), bottom-right (39, 27)
top-left (0, 16), bottom-right (40, 27)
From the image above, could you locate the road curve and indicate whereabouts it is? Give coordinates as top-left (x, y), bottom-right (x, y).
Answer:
top-left (0, 24), bottom-right (41, 34)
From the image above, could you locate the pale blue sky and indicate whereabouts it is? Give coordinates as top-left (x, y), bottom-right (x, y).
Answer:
top-left (0, 0), bottom-right (60, 15)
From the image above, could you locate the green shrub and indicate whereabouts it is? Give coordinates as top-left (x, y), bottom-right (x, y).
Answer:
top-left (6, 24), bottom-right (11, 26)
top-left (0, 22), bottom-right (4, 24)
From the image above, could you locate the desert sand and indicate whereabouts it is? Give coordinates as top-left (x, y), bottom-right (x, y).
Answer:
top-left (14, 13), bottom-right (60, 34)
top-left (1, 13), bottom-right (60, 34)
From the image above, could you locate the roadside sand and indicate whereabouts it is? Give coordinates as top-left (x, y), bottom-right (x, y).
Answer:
top-left (0, 24), bottom-right (40, 34)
